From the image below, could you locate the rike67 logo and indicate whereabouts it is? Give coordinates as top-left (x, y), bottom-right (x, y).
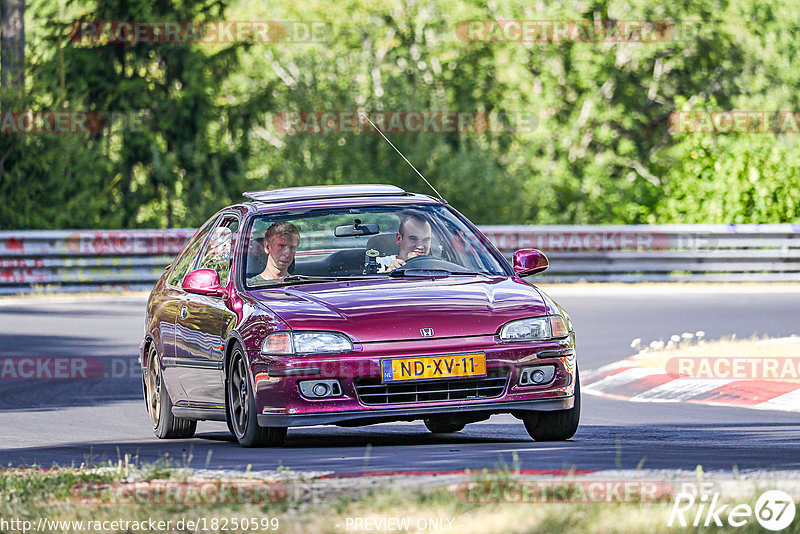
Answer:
top-left (669, 489), bottom-right (796, 531)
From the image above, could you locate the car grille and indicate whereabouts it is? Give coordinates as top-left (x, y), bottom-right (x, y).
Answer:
top-left (354, 367), bottom-right (510, 406)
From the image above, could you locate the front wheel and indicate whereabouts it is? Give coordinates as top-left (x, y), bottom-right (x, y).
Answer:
top-left (143, 343), bottom-right (196, 439)
top-left (522, 369), bottom-right (581, 441)
top-left (226, 343), bottom-right (286, 447)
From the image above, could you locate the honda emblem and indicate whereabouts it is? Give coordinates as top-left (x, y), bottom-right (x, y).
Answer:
top-left (420, 328), bottom-right (434, 337)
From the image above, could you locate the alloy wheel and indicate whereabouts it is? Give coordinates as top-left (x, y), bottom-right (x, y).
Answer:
top-left (230, 349), bottom-right (249, 437)
top-left (145, 344), bottom-right (161, 428)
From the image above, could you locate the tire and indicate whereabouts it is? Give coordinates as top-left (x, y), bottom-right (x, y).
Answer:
top-left (226, 343), bottom-right (287, 447)
top-left (424, 418), bottom-right (466, 434)
top-left (523, 368), bottom-right (581, 441)
top-left (143, 343), bottom-right (196, 439)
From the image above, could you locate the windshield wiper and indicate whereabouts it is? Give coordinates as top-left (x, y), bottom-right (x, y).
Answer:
top-left (252, 275), bottom-right (345, 287)
top-left (280, 275), bottom-right (345, 283)
top-left (388, 268), bottom-right (485, 278)
top-left (265, 274), bottom-right (391, 286)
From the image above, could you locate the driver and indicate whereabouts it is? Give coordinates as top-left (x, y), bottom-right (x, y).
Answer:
top-left (378, 214), bottom-right (432, 273)
top-left (248, 221), bottom-right (300, 283)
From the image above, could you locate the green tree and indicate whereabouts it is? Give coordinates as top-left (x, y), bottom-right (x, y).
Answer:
top-left (2, 0), bottom-right (265, 228)
top-left (3, 0), bottom-right (800, 229)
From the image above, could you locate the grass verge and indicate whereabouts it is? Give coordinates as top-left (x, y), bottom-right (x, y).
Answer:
top-left (2, 464), bottom-right (798, 533)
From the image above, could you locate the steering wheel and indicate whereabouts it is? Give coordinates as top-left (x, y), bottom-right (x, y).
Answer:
top-left (398, 255), bottom-right (466, 271)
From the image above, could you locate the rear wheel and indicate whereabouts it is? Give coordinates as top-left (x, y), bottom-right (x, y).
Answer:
top-left (227, 343), bottom-right (286, 447)
top-left (424, 418), bottom-right (466, 434)
top-left (143, 343), bottom-right (196, 439)
top-left (522, 369), bottom-right (581, 441)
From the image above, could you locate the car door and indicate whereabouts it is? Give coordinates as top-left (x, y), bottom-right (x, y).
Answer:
top-left (174, 214), bottom-right (240, 406)
top-left (159, 216), bottom-right (219, 403)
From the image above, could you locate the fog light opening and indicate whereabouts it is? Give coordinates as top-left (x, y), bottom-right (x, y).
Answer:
top-left (299, 379), bottom-right (343, 399)
top-left (519, 365), bottom-right (556, 386)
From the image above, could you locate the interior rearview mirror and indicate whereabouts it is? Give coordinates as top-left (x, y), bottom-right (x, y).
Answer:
top-left (334, 221), bottom-right (380, 237)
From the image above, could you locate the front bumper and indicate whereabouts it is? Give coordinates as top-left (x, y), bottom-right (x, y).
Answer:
top-left (250, 334), bottom-right (577, 428)
top-left (257, 396), bottom-right (573, 427)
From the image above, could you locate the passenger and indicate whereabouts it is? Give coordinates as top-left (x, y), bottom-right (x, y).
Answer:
top-left (249, 221), bottom-right (300, 283)
top-left (378, 214), bottom-right (432, 272)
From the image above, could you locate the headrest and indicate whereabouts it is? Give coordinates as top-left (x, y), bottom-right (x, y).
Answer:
top-left (246, 237), bottom-right (267, 277)
top-left (366, 232), bottom-right (399, 256)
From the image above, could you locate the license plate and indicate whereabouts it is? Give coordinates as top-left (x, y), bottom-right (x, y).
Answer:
top-left (381, 353), bottom-right (486, 383)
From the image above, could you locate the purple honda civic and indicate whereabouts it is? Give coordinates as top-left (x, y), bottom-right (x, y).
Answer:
top-left (140, 184), bottom-right (579, 447)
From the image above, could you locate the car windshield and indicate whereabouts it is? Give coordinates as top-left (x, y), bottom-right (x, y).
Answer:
top-left (243, 204), bottom-right (508, 288)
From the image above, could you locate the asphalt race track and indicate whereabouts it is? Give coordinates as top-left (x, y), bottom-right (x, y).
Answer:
top-left (1, 285), bottom-right (799, 475)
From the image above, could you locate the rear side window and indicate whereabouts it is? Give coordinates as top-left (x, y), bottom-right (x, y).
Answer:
top-left (167, 216), bottom-right (218, 286)
top-left (197, 216), bottom-right (240, 286)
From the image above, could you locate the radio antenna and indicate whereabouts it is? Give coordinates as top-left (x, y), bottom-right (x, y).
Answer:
top-left (360, 113), bottom-right (445, 202)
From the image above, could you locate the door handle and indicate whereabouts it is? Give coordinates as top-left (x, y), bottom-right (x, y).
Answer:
top-left (180, 305), bottom-right (188, 320)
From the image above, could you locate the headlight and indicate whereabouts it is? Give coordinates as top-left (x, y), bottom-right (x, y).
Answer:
top-left (499, 316), bottom-right (569, 342)
top-left (262, 331), bottom-right (353, 355)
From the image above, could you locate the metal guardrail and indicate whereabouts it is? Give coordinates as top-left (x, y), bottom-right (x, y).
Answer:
top-left (484, 224), bottom-right (800, 282)
top-left (1, 225), bottom-right (799, 293)
top-left (0, 230), bottom-right (194, 294)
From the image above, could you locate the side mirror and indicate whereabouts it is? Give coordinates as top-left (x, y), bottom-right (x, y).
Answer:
top-left (182, 268), bottom-right (226, 297)
top-left (513, 249), bottom-right (549, 276)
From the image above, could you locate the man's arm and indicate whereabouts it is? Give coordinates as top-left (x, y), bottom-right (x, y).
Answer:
top-left (377, 255), bottom-right (404, 273)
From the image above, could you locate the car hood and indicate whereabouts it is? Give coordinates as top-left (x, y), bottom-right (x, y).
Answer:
top-left (249, 276), bottom-right (551, 342)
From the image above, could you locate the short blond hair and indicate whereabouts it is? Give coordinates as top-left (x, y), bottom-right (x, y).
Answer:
top-left (265, 221), bottom-right (300, 244)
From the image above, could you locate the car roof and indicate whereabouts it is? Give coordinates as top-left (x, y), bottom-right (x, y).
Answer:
top-left (243, 184), bottom-right (408, 203)
top-left (240, 184), bottom-right (442, 213)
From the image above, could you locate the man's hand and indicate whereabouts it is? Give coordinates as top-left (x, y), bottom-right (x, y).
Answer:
top-left (386, 257), bottom-right (406, 271)
top-left (407, 246), bottom-right (426, 259)
top-left (383, 247), bottom-right (426, 272)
